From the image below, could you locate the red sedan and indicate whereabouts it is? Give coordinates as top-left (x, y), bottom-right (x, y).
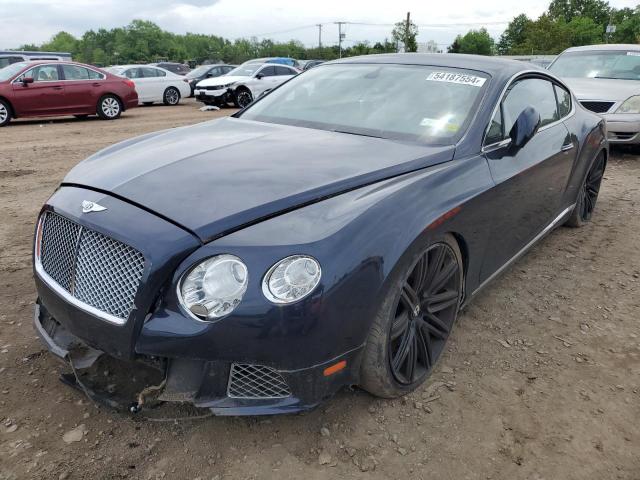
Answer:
top-left (0, 61), bottom-right (138, 127)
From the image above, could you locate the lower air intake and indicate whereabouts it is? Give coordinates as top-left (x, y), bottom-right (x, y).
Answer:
top-left (227, 364), bottom-right (292, 399)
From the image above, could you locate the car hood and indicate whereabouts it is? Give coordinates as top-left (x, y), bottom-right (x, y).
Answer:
top-left (196, 75), bottom-right (246, 87)
top-left (63, 118), bottom-right (455, 242)
top-left (562, 77), bottom-right (640, 101)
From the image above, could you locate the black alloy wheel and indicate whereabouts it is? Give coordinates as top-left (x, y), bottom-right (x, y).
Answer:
top-left (235, 89), bottom-right (253, 108)
top-left (566, 152), bottom-right (606, 227)
top-left (578, 153), bottom-right (605, 222)
top-left (388, 243), bottom-right (462, 385)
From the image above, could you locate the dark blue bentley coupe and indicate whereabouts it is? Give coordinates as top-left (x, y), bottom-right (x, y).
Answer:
top-left (33, 54), bottom-right (607, 415)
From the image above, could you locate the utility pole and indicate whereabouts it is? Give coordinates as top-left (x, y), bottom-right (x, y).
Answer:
top-left (316, 23), bottom-right (323, 49)
top-left (335, 21), bottom-right (346, 58)
top-left (405, 11), bottom-right (410, 52)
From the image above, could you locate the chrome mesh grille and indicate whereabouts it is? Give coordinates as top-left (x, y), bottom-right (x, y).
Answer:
top-left (40, 212), bottom-right (82, 291)
top-left (37, 212), bottom-right (145, 322)
top-left (227, 364), bottom-right (292, 399)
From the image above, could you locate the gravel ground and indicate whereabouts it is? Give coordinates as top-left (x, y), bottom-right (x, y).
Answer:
top-left (0, 99), bottom-right (639, 480)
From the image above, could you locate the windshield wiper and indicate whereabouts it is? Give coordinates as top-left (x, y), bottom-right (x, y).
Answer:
top-left (594, 76), bottom-right (630, 80)
top-left (331, 129), bottom-right (383, 139)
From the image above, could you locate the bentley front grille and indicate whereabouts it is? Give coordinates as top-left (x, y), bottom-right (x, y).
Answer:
top-left (37, 212), bottom-right (145, 323)
top-left (227, 363), bottom-right (292, 399)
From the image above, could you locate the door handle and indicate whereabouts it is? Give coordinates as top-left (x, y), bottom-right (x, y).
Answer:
top-left (92, 83), bottom-right (101, 87)
top-left (561, 142), bottom-right (574, 152)
top-left (52, 86), bottom-right (63, 91)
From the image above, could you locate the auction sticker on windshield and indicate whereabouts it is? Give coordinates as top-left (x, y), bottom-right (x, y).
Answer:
top-left (426, 71), bottom-right (487, 87)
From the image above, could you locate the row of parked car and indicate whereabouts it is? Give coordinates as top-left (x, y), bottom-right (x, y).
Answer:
top-left (0, 55), bottom-right (324, 127)
top-left (2, 46), bottom-right (640, 147)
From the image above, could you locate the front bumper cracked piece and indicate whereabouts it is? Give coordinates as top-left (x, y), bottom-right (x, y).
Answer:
top-left (34, 300), bottom-right (362, 416)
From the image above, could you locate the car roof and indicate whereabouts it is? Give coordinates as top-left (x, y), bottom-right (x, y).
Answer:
top-left (13, 60), bottom-right (106, 70)
top-left (562, 44), bottom-right (640, 53)
top-left (327, 53), bottom-right (543, 78)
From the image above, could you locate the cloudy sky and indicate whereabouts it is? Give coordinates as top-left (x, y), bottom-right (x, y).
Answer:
top-left (1, 0), bottom-right (638, 50)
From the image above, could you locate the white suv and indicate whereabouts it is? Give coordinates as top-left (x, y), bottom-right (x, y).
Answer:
top-left (194, 63), bottom-right (298, 108)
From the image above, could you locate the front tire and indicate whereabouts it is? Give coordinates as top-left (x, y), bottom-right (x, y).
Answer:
top-left (163, 87), bottom-right (180, 106)
top-left (234, 88), bottom-right (253, 108)
top-left (97, 95), bottom-right (121, 120)
top-left (565, 151), bottom-right (605, 228)
top-left (360, 234), bottom-right (463, 398)
top-left (0, 99), bottom-right (12, 127)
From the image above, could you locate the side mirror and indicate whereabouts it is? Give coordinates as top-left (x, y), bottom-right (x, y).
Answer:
top-left (509, 106), bottom-right (541, 149)
top-left (22, 76), bottom-right (34, 85)
top-left (255, 73), bottom-right (264, 79)
top-left (206, 73), bottom-right (213, 77)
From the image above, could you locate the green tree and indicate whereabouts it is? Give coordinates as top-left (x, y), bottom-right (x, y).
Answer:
top-left (391, 15), bottom-right (419, 52)
top-left (548, 0), bottom-right (611, 26)
top-left (447, 36), bottom-right (462, 53)
top-left (497, 14), bottom-right (532, 54)
top-left (518, 14), bottom-right (571, 54)
top-left (566, 17), bottom-right (604, 45)
top-left (611, 6), bottom-right (640, 43)
top-left (455, 28), bottom-right (495, 55)
top-left (41, 31), bottom-right (78, 55)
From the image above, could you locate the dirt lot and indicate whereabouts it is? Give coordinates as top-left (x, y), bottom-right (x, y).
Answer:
top-left (0, 99), bottom-right (638, 480)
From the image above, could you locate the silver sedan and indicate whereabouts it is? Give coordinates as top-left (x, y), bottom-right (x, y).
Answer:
top-left (549, 44), bottom-right (640, 144)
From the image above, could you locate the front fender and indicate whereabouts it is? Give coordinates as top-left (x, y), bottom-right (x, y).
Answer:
top-left (136, 156), bottom-right (495, 368)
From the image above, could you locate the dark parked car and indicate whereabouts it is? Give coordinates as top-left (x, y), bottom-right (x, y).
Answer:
top-left (185, 64), bottom-right (235, 96)
top-left (302, 59), bottom-right (325, 70)
top-left (33, 54), bottom-right (607, 415)
top-left (0, 61), bottom-right (138, 127)
top-left (149, 62), bottom-right (190, 75)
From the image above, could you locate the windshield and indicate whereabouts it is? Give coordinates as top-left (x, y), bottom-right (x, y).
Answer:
top-left (239, 64), bottom-right (489, 143)
top-left (0, 62), bottom-right (28, 81)
top-left (186, 65), bottom-right (213, 78)
top-left (227, 64), bottom-right (261, 77)
top-left (549, 50), bottom-right (640, 80)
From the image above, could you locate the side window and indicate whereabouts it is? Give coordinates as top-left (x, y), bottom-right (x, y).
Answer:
top-left (275, 66), bottom-right (292, 76)
top-left (88, 69), bottom-right (104, 80)
top-left (554, 84), bottom-right (571, 118)
top-left (27, 65), bottom-right (60, 82)
top-left (209, 67), bottom-right (220, 76)
top-left (62, 65), bottom-right (90, 80)
top-left (258, 66), bottom-right (276, 77)
top-left (125, 68), bottom-right (141, 79)
top-left (485, 106), bottom-right (504, 145)
top-left (502, 78), bottom-right (558, 134)
top-left (140, 67), bottom-right (157, 78)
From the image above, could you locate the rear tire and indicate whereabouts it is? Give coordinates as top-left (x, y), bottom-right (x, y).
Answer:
top-left (565, 151), bottom-right (606, 228)
top-left (163, 87), bottom-right (180, 106)
top-left (0, 99), bottom-right (12, 127)
top-left (97, 95), bottom-right (122, 120)
top-left (360, 234), bottom-right (463, 398)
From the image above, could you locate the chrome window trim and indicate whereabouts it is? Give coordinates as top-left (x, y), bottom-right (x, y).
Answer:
top-left (482, 70), bottom-right (576, 148)
top-left (10, 62), bottom-right (107, 84)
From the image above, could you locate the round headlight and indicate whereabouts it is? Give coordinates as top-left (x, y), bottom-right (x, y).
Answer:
top-left (262, 255), bottom-right (321, 304)
top-left (179, 254), bottom-right (248, 320)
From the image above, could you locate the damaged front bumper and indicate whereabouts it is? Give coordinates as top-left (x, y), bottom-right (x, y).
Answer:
top-left (34, 300), bottom-right (362, 416)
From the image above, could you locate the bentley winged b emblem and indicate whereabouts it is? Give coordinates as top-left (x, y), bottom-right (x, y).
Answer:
top-left (81, 200), bottom-right (107, 213)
